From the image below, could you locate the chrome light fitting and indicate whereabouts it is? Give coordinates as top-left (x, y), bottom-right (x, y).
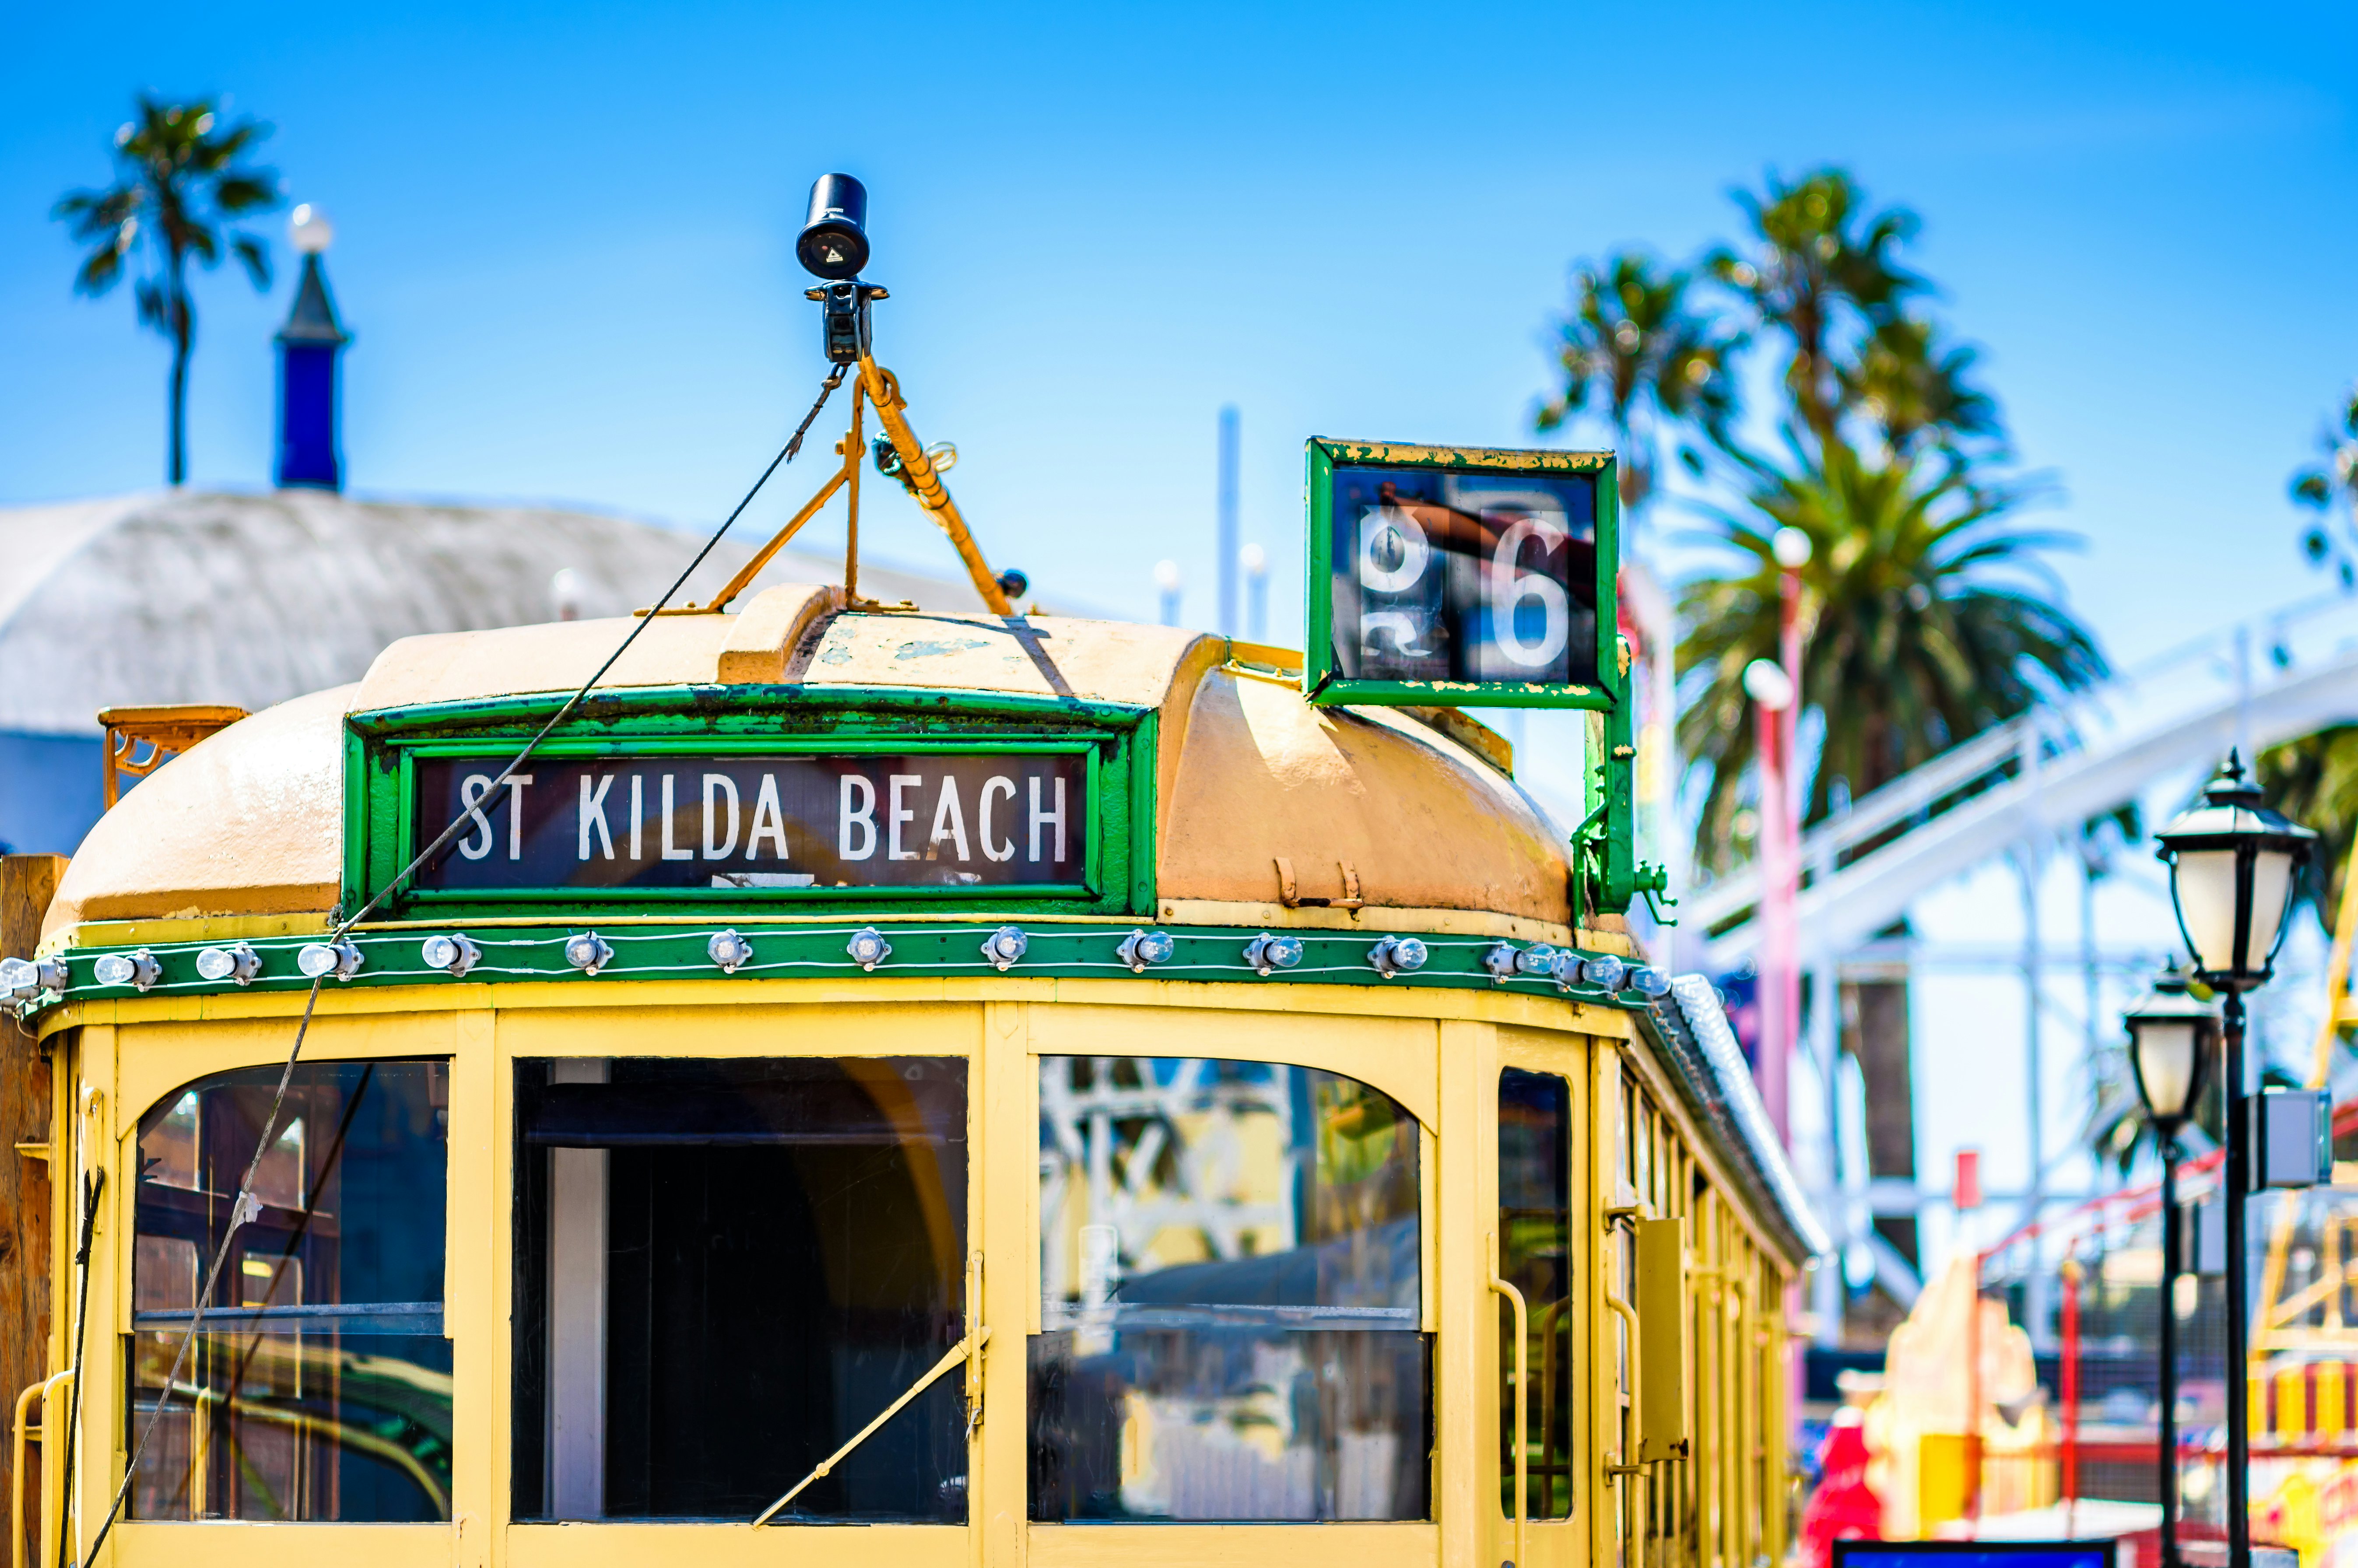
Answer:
top-left (563, 933), bottom-right (614, 975)
top-left (1581, 954), bottom-right (1628, 993)
top-left (708, 929), bottom-right (755, 974)
top-left (982, 925), bottom-right (1029, 972)
top-left (1483, 943), bottom-right (1520, 981)
top-left (421, 933), bottom-right (481, 977)
top-left (846, 926), bottom-right (893, 970)
top-left (93, 949), bottom-right (162, 992)
top-left (1368, 935), bottom-right (1427, 978)
top-left (1116, 929), bottom-right (1175, 972)
top-left (195, 942), bottom-right (262, 986)
top-left (297, 939), bottom-right (365, 982)
top-left (0, 956), bottom-right (65, 1000)
top-left (1242, 932), bottom-right (1303, 975)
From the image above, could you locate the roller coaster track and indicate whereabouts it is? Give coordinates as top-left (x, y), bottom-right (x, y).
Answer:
top-left (1689, 592), bottom-right (2358, 969)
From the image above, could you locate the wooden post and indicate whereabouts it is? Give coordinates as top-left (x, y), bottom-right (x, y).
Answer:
top-left (0, 855), bottom-right (62, 1564)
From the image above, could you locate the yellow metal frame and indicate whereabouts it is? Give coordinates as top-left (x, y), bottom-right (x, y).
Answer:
top-left (697, 356), bottom-right (1011, 619)
top-left (31, 959), bottom-right (1795, 1568)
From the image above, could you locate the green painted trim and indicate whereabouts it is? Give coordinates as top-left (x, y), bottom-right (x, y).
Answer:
top-left (345, 685), bottom-right (1155, 922)
top-left (1300, 437), bottom-right (1622, 712)
top-left (31, 920), bottom-right (1656, 1011)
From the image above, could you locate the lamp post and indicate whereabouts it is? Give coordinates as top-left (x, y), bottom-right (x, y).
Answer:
top-left (2123, 967), bottom-right (2218, 1568)
top-left (2153, 751), bottom-right (2316, 1568)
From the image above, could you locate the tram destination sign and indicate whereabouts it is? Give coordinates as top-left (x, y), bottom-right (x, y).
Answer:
top-left (1305, 440), bottom-right (1617, 710)
top-left (411, 751), bottom-right (1091, 893)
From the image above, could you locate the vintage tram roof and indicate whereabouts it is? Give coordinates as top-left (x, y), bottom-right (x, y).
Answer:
top-left (45, 585), bottom-right (1576, 938)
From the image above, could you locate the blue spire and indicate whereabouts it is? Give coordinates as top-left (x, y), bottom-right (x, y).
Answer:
top-left (275, 247), bottom-right (351, 490)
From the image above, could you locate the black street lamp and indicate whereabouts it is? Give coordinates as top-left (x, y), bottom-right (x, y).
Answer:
top-left (2153, 751), bottom-right (2316, 1568)
top-left (2124, 967), bottom-right (2218, 1568)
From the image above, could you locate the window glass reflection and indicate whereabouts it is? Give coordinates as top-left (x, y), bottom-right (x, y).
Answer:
top-left (130, 1062), bottom-right (451, 1522)
top-left (511, 1057), bottom-right (968, 1522)
top-left (1031, 1056), bottom-right (1428, 1522)
top-left (1498, 1068), bottom-right (1573, 1519)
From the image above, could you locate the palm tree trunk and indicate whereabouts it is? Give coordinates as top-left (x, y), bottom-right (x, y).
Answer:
top-left (167, 291), bottom-right (189, 486)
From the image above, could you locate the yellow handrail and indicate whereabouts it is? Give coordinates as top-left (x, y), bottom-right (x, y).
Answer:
top-left (1487, 1232), bottom-right (1527, 1568)
top-left (1603, 1288), bottom-right (1643, 1479)
top-left (14, 1371), bottom-right (70, 1568)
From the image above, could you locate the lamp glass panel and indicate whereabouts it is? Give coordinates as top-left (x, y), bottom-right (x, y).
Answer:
top-left (2171, 849), bottom-right (2242, 974)
top-left (2131, 1018), bottom-right (2200, 1122)
top-left (2244, 848), bottom-right (2298, 968)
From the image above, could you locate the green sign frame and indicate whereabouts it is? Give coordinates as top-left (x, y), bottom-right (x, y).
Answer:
top-left (1303, 438), bottom-right (1620, 712)
top-left (344, 685), bottom-right (1155, 921)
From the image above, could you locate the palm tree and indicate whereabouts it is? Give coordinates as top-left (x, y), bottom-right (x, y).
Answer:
top-left (2293, 387), bottom-right (2358, 588)
top-left (1838, 317), bottom-right (2004, 462)
top-left (1706, 169), bottom-right (1924, 449)
top-left (1676, 438), bottom-right (2106, 874)
top-left (55, 96), bottom-right (282, 485)
top-left (2255, 724), bottom-right (2358, 930)
top-left (1534, 251), bottom-right (1742, 515)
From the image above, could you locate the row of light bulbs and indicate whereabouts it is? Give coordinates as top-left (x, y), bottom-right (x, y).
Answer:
top-left (16, 930), bottom-right (1665, 997)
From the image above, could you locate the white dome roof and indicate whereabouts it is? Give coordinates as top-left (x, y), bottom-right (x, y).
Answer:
top-left (0, 488), bottom-right (993, 735)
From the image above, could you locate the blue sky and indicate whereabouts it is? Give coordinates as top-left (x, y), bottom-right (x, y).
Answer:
top-left (4, 0), bottom-right (2354, 663)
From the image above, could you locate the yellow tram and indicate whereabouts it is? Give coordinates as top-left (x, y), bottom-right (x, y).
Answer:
top-left (0, 175), bottom-right (1825, 1568)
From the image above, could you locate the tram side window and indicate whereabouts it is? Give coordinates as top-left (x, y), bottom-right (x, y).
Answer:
top-left (1498, 1069), bottom-right (1573, 1520)
top-left (130, 1061), bottom-right (452, 1522)
top-left (512, 1057), bottom-right (968, 1523)
top-left (1030, 1056), bottom-right (1429, 1523)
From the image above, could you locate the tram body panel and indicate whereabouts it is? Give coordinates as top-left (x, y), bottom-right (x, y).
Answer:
top-left (13, 609), bottom-right (1817, 1568)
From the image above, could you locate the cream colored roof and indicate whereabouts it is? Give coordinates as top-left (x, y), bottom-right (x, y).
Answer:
top-left (46, 597), bottom-right (1573, 937)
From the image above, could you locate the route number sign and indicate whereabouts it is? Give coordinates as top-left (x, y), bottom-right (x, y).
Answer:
top-left (1304, 440), bottom-right (1617, 709)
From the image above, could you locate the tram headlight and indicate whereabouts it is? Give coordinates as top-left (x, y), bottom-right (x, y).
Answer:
top-left (1580, 953), bottom-right (1627, 993)
top-left (195, 942), bottom-right (262, 986)
top-left (982, 926), bottom-right (1029, 971)
top-left (707, 929), bottom-right (755, 974)
top-left (796, 173), bottom-right (870, 281)
top-left (1368, 935), bottom-right (1426, 978)
top-left (564, 933), bottom-right (614, 976)
top-left (846, 926), bottom-right (893, 970)
top-left (422, 933), bottom-right (481, 977)
top-left (1116, 929), bottom-right (1174, 972)
top-left (298, 939), bottom-right (365, 981)
top-left (94, 950), bottom-right (162, 991)
top-left (1243, 932), bottom-right (1303, 975)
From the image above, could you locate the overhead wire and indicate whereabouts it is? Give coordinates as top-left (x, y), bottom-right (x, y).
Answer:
top-left (71, 361), bottom-right (848, 1564)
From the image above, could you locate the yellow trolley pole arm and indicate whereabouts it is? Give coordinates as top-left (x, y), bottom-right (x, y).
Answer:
top-left (753, 1250), bottom-right (990, 1527)
top-left (858, 357), bottom-right (1014, 617)
top-left (1487, 1232), bottom-right (1528, 1568)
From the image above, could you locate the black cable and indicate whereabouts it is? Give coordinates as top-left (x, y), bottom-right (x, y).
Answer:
top-left (77, 363), bottom-right (848, 1564)
top-left (54, 1170), bottom-right (102, 1568)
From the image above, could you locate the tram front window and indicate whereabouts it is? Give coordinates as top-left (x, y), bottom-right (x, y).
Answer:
top-left (130, 1061), bottom-right (452, 1522)
top-left (1498, 1068), bottom-right (1573, 1519)
top-left (1030, 1057), bottom-right (1429, 1522)
top-left (511, 1057), bottom-right (968, 1522)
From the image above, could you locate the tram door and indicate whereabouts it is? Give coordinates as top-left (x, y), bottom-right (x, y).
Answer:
top-left (1492, 1042), bottom-right (1583, 1568)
